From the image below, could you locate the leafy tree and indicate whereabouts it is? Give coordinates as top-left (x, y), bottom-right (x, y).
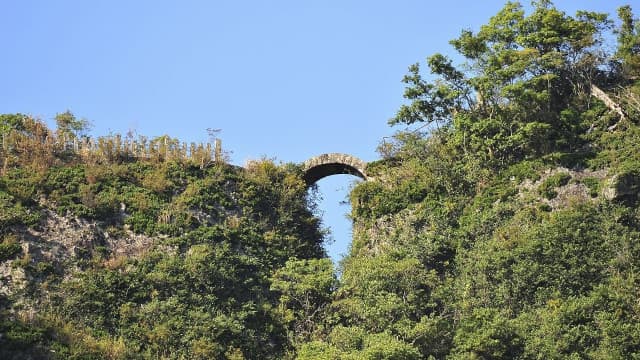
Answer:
top-left (615, 5), bottom-right (640, 78)
top-left (270, 258), bottom-right (336, 345)
top-left (0, 113), bottom-right (27, 136)
top-left (391, 1), bottom-right (612, 166)
top-left (298, 331), bottom-right (422, 360)
top-left (55, 110), bottom-right (91, 140)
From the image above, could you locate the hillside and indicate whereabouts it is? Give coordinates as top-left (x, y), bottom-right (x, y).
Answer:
top-left (296, 2), bottom-right (640, 358)
top-left (0, 125), bottom-right (329, 358)
top-left (2, 2), bottom-right (640, 359)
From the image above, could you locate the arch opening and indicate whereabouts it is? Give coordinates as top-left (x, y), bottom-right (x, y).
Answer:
top-left (312, 175), bottom-right (360, 264)
top-left (302, 153), bottom-right (368, 186)
top-left (303, 162), bottom-right (366, 185)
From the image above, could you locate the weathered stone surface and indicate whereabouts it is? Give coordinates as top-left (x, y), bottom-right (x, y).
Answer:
top-left (604, 171), bottom-right (640, 201)
top-left (519, 167), bottom-right (608, 209)
top-left (302, 153), bottom-right (368, 185)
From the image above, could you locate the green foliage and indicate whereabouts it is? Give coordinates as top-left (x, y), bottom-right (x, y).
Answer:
top-left (301, 4), bottom-right (640, 358)
top-left (391, 1), bottom-right (612, 167)
top-left (0, 113), bottom-right (27, 136)
top-left (450, 308), bottom-right (523, 359)
top-left (538, 172), bottom-right (572, 199)
top-left (0, 131), bottom-right (326, 358)
top-left (0, 189), bottom-right (40, 229)
top-left (271, 258), bottom-right (336, 344)
top-left (615, 5), bottom-right (640, 77)
top-left (3, 2), bottom-right (640, 359)
top-left (298, 331), bottom-right (421, 360)
top-left (590, 121), bottom-right (640, 172)
top-left (57, 240), bottom-right (291, 358)
top-left (1, 167), bottom-right (41, 206)
top-left (352, 129), bottom-right (479, 223)
top-left (0, 235), bottom-right (22, 261)
top-left (0, 318), bottom-right (55, 359)
top-left (580, 176), bottom-right (601, 197)
top-left (55, 110), bottom-right (91, 139)
top-left (515, 274), bottom-right (640, 359)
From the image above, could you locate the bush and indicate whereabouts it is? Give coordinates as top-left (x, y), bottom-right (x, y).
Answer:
top-left (539, 172), bottom-right (572, 199)
top-left (0, 241), bottom-right (21, 261)
top-left (580, 177), bottom-right (601, 198)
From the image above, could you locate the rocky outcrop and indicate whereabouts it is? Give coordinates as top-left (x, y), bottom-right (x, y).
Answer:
top-left (0, 209), bottom-right (156, 300)
top-left (603, 171), bottom-right (640, 201)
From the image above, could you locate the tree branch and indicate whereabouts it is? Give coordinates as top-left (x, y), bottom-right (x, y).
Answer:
top-left (590, 84), bottom-right (628, 130)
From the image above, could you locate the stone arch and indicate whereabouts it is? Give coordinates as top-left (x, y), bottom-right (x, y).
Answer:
top-left (302, 153), bottom-right (368, 186)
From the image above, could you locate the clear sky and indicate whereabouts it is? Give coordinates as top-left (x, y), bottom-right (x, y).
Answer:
top-left (2, 0), bottom-right (635, 263)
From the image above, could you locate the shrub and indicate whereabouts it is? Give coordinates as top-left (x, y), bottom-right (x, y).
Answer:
top-left (0, 239), bottom-right (22, 261)
top-left (580, 177), bottom-right (601, 198)
top-left (539, 172), bottom-right (572, 200)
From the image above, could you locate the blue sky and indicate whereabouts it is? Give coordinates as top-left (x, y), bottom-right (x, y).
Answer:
top-left (2, 0), bottom-right (634, 262)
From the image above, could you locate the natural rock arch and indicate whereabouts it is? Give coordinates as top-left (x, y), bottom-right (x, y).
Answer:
top-left (302, 153), bottom-right (368, 186)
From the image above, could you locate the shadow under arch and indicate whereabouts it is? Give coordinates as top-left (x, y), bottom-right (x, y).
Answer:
top-left (302, 153), bottom-right (368, 186)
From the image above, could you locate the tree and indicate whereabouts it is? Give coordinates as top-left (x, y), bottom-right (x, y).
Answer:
top-left (0, 114), bottom-right (27, 136)
top-left (270, 258), bottom-right (336, 344)
top-left (615, 5), bottom-right (640, 78)
top-left (55, 110), bottom-right (90, 140)
top-left (390, 1), bottom-right (612, 166)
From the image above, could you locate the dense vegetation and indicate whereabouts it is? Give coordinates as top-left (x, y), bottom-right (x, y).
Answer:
top-left (299, 1), bottom-right (640, 359)
top-left (0, 113), bottom-right (329, 358)
top-left (1, 1), bottom-right (640, 359)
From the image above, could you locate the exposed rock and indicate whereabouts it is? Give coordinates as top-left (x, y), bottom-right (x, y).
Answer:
top-left (603, 171), bottom-right (640, 201)
top-left (0, 262), bottom-right (26, 298)
top-left (1, 209), bottom-right (157, 303)
top-left (520, 167), bottom-right (608, 210)
top-left (106, 231), bottom-right (156, 258)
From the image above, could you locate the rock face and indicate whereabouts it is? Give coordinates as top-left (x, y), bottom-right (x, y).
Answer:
top-left (0, 209), bottom-right (155, 301)
top-left (519, 168), bottom-right (608, 209)
top-left (603, 171), bottom-right (640, 201)
top-left (21, 209), bottom-right (154, 261)
top-left (302, 153), bottom-right (368, 185)
top-left (0, 262), bottom-right (26, 299)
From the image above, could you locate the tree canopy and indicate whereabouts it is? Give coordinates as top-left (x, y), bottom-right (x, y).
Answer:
top-left (390, 1), bottom-right (623, 166)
